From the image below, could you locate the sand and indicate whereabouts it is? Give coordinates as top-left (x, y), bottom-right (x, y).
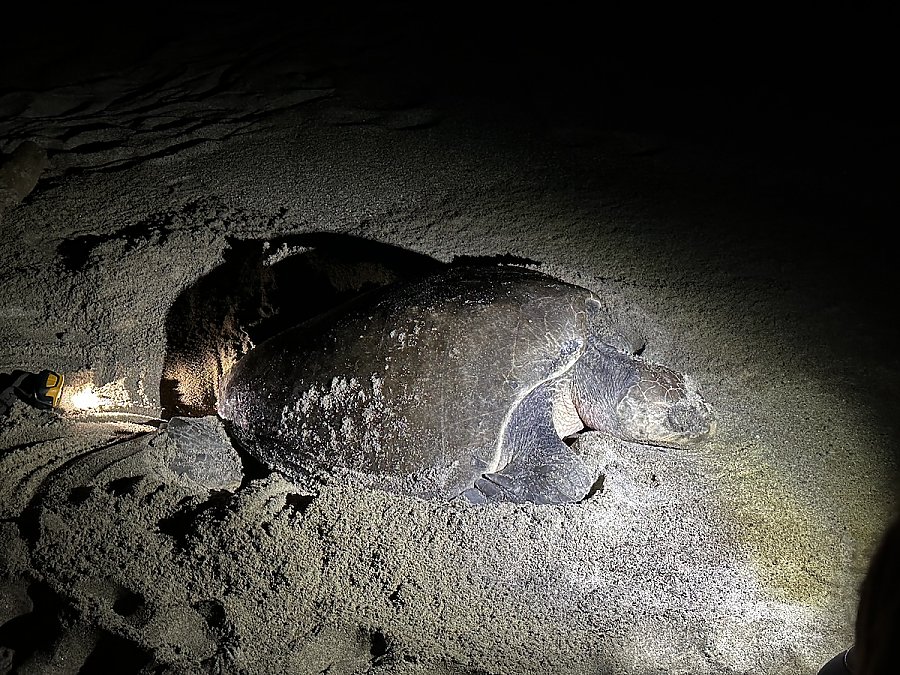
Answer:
top-left (1, 5), bottom-right (897, 674)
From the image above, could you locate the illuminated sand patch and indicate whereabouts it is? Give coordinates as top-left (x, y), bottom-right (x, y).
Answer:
top-left (60, 373), bottom-right (133, 413)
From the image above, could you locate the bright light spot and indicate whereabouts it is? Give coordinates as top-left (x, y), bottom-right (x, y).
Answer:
top-left (70, 385), bottom-right (103, 410)
top-left (61, 378), bottom-right (132, 413)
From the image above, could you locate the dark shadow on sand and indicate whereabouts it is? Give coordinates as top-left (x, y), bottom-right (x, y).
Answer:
top-left (160, 233), bottom-right (444, 418)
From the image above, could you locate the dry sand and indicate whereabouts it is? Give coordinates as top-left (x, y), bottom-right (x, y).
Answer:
top-left (1, 5), bottom-right (898, 674)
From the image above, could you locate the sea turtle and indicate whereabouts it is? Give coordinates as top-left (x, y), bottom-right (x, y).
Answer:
top-left (217, 265), bottom-right (715, 504)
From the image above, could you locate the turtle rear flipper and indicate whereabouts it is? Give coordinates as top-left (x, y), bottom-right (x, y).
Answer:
top-left (159, 416), bottom-right (244, 492)
top-left (461, 382), bottom-right (594, 505)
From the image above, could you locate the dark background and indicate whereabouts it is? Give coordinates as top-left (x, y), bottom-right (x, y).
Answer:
top-left (5, 4), bottom-right (896, 127)
top-left (3, 3), bottom-right (897, 284)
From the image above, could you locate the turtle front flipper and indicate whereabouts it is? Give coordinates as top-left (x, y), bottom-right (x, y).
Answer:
top-left (461, 381), bottom-right (595, 505)
top-left (464, 446), bottom-right (593, 505)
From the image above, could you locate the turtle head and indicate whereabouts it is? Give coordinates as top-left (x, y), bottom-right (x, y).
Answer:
top-left (573, 338), bottom-right (716, 447)
top-left (615, 358), bottom-right (716, 446)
